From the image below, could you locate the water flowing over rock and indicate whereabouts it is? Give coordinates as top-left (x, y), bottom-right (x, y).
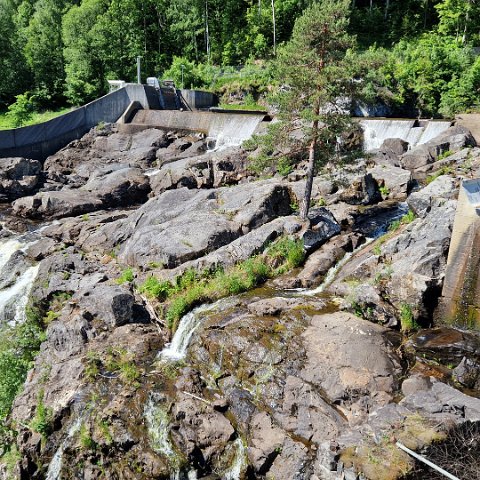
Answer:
top-left (2, 120), bottom-right (480, 480)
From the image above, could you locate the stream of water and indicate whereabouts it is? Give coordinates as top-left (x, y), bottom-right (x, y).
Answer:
top-left (160, 298), bottom-right (236, 361)
top-left (45, 417), bottom-right (83, 480)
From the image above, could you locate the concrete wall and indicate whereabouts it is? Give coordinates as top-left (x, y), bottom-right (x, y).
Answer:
top-left (438, 179), bottom-right (480, 329)
top-left (0, 84), bottom-right (157, 161)
top-left (179, 90), bottom-right (218, 110)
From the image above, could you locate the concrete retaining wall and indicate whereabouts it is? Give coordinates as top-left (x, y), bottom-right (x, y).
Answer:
top-left (0, 84), bottom-right (157, 161)
top-left (438, 179), bottom-right (480, 329)
top-left (179, 90), bottom-right (218, 110)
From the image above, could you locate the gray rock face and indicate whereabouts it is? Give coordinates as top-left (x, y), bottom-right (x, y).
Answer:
top-left (0, 157), bottom-right (42, 200)
top-left (150, 147), bottom-right (248, 196)
top-left (82, 165), bottom-right (150, 207)
top-left (77, 284), bottom-right (136, 327)
top-left (407, 175), bottom-right (457, 218)
top-left (339, 173), bottom-right (381, 205)
top-left (400, 125), bottom-right (476, 171)
top-left (368, 164), bottom-right (412, 199)
top-left (302, 207), bottom-right (341, 252)
top-left (12, 190), bottom-right (103, 219)
top-left (301, 312), bottom-right (401, 420)
top-left (83, 181), bottom-right (292, 269)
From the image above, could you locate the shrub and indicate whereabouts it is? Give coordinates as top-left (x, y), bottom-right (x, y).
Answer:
top-left (0, 309), bottom-right (46, 420)
top-left (139, 276), bottom-right (171, 301)
top-left (399, 303), bottom-right (418, 332)
top-left (116, 267), bottom-right (134, 285)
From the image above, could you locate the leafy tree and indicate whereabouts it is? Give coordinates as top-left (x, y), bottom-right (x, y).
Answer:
top-left (62, 0), bottom-right (109, 105)
top-left (436, 0), bottom-right (480, 43)
top-left (0, 0), bottom-right (30, 108)
top-left (24, 0), bottom-right (69, 106)
top-left (267, 0), bottom-right (355, 219)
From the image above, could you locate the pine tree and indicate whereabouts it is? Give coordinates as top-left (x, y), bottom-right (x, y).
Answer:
top-left (270, 0), bottom-right (355, 218)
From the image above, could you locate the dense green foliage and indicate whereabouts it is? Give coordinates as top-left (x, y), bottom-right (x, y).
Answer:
top-left (0, 0), bottom-right (479, 116)
top-left (0, 308), bottom-right (46, 422)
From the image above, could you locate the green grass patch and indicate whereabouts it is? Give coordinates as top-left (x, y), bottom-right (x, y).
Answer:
top-left (388, 209), bottom-right (416, 232)
top-left (138, 236), bottom-right (305, 331)
top-left (0, 107), bottom-right (72, 130)
top-left (116, 267), bottom-right (135, 285)
top-left (426, 165), bottom-right (454, 184)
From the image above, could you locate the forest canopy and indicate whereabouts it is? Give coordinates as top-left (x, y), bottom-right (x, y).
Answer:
top-left (0, 0), bottom-right (479, 117)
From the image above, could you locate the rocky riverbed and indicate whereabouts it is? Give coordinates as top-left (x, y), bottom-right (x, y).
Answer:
top-left (0, 122), bottom-right (479, 480)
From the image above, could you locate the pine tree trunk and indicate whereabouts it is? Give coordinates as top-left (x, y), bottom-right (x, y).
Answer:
top-left (300, 135), bottom-right (316, 219)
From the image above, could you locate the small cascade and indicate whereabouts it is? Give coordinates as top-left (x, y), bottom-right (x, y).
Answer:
top-left (45, 417), bottom-right (83, 480)
top-left (301, 202), bottom-right (409, 296)
top-left (302, 238), bottom-right (375, 296)
top-left (223, 439), bottom-right (247, 480)
top-left (359, 119), bottom-right (451, 152)
top-left (208, 114), bottom-right (264, 151)
top-left (0, 238), bottom-right (23, 272)
top-left (160, 298), bottom-right (234, 361)
top-left (0, 264), bottom-right (40, 324)
top-left (0, 237), bottom-right (40, 325)
top-left (144, 393), bottom-right (179, 475)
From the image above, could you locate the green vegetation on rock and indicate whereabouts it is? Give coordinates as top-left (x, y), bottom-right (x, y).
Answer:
top-left (139, 236), bottom-right (305, 331)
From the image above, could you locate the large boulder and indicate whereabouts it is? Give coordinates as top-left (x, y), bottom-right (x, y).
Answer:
top-left (302, 207), bottom-right (341, 252)
top-left (82, 165), bottom-right (151, 207)
top-left (0, 157), bottom-right (42, 201)
top-left (407, 175), bottom-right (457, 218)
top-left (83, 181), bottom-right (293, 269)
top-left (368, 164), bottom-right (412, 199)
top-left (401, 125), bottom-right (476, 171)
top-left (301, 312), bottom-right (402, 420)
top-left (12, 190), bottom-right (103, 219)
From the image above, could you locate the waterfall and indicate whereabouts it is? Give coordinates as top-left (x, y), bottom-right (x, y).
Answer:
top-left (160, 298), bottom-right (235, 361)
top-left (45, 417), bottom-right (83, 480)
top-left (0, 237), bottom-right (39, 325)
top-left (0, 264), bottom-right (40, 324)
top-left (144, 393), bottom-right (178, 469)
top-left (0, 238), bottom-right (23, 273)
top-left (208, 114), bottom-right (264, 151)
top-left (418, 121), bottom-right (452, 145)
top-left (359, 119), bottom-right (451, 152)
top-left (223, 439), bottom-right (246, 480)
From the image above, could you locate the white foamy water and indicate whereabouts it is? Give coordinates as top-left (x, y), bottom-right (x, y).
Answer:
top-left (0, 264), bottom-right (40, 325)
top-left (208, 114), bottom-right (264, 151)
top-left (223, 438), bottom-right (246, 480)
top-left (0, 238), bottom-right (23, 272)
top-left (144, 394), bottom-right (176, 459)
top-left (45, 417), bottom-right (83, 480)
top-left (160, 298), bottom-right (234, 361)
top-left (359, 119), bottom-right (451, 152)
top-left (302, 237), bottom-right (375, 296)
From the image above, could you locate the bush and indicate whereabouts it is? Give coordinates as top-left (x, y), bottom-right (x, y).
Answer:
top-left (399, 303), bottom-right (418, 332)
top-left (0, 310), bottom-right (46, 420)
top-left (6, 93), bottom-right (34, 127)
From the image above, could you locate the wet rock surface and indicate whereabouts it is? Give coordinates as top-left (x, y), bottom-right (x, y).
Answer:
top-left (1, 123), bottom-right (480, 480)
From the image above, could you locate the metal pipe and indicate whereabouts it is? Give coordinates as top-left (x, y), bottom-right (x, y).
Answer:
top-left (396, 442), bottom-right (460, 480)
top-left (137, 56), bottom-right (142, 84)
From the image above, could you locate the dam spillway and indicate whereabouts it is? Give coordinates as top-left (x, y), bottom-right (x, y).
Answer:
top-left (359, 118), bottom-right (452, 152)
